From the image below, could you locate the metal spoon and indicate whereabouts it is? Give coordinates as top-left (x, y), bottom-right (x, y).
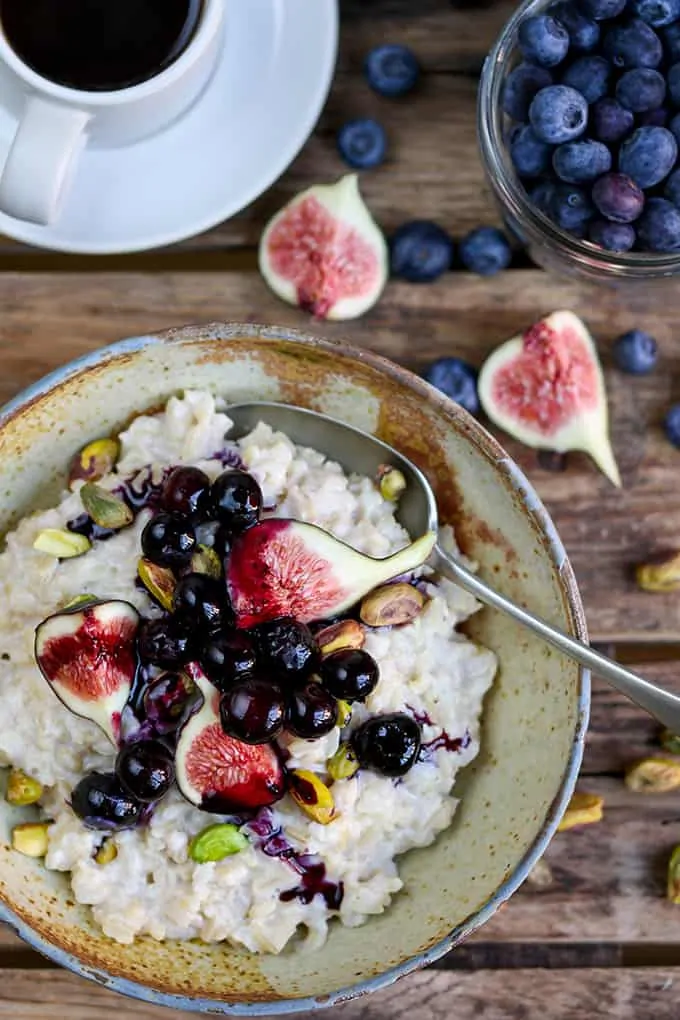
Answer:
top-left (227, 401), bottom-right (680, 733)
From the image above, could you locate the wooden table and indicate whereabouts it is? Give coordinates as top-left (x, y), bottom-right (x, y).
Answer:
top-left (1, 2), bottom-right (680, 1017)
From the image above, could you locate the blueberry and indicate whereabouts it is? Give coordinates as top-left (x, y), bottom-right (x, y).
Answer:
top-left (390, 221), bottom-right (454, 282)
top-left (665, 167), bottom-right (680, 206)
top-left (639, 106), bottom-right (670, 127)
top-left (591, 97), bottom-right (635, 142)
top-left (619, 126), bottom-right (677, 188)
top-left (423, 358), bottom-right (480, 416)
top-left (286, 682), bottom-right (339, 739)
top-left (637, 196), bottom-right (680, 249)
top-left (670, 112), bottom-right (680, 146)
top-left (141, 512), bottom-right (196, 568)
top-left (337, 119), bottom-right (387, 170)
top-left (603, 19), bottom-right (663, 68)
top-left (116, 740), bottom-right (175, 803)
top-left (220, 678), bottom-right (286, 744)
top-left (665, 403), bottom-right (680, 447)
top-left (161, 467), bottom-right (210, 517)
top-left (319, 649), bottom-right (380, 703)
top-left (71, 772), bottom-right (143, 831)
top-left (612, 330), bottom-right (659, 373)
top-left (551, 183), bottom-right (595, 230)
top-left (577, 0), bottom-right (626, 17)
top-left (592, 172), bottom-right (645, 222)
top-left (668, 63), bottom-right (680, 106)
top-left (551, 3), bottom-right (600, 51)
top-left (502, 63), bottom-right (553, 120)
top-left (662, 21), bottom-right (680, 61)
top-left (529, 85), bottom-right (588, 143)
top-left (561, 55), bottom-right (611, 104)
top-left (173, 573), bottom-right (228, 635)
top-left (208, 470), bottom-right (262, 532)
top-left (518, 14), bottom-right (570, 67)
top-left (529, 179), bottom-right (558, 215)
top-left (630, 0), bottom-right (680, 27)
top-left (255, 617), bottom-right (319, 684)
top-left (553, 139), bottom-right (612, 182)
top-left (588, 220), bottom-right (637, 250)
top-left (352, 713), bottom-right (422, 777)
top-left (458, 227), bottom-right (512, 276)
top-left (616, 68), bottom-right (666, 112)
top-left (365, 44), bottom-right (420, 97)
top-left (201, 630), bottom-right (258, 692)
top-left (510, 124), bottom-right (553, 177)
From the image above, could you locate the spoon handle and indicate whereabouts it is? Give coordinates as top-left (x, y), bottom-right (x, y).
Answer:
top-left (433, 544), bottom-right (680, 733)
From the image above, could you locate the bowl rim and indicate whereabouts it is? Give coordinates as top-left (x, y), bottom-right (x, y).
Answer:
top-left (0, 323), bottom-right (591, 1015)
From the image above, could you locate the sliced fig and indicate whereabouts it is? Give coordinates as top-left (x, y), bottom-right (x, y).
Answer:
top-left (175, 662), bottom-right (285, 814)
top-left (34, 600), bottom-right (139, 746)
top-left (478, 310), bottom-right (621, 487)
top-left (226, 519), bottom-right (436, 629)
top-left (258, 174), bottom-right (388, 320)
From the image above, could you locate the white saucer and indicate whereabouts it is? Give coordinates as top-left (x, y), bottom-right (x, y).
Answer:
top-left (0, 0), bottom-right (338, 254)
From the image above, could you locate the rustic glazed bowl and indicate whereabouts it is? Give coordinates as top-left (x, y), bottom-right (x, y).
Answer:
top-left (0, 323), bottom-right (589, 1014)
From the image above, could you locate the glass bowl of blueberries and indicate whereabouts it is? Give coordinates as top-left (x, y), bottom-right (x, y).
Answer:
top-left (478, 0), bottom-right (680, 283)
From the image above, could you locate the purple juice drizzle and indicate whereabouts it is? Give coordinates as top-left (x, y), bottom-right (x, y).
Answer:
top-left (247, 810), bottom-right (344, 911)
top-left (212, 445), bottom-right (245, 469)
top-left (407, 707), bottom-right (471, 760)
top-left (66, 465), bottom-right (170, 543)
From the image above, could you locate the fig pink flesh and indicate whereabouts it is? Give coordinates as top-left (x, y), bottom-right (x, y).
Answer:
top-left (490, 319), bottom-right (599, 436)
top-left (266, 195), bottom-right (381, 317)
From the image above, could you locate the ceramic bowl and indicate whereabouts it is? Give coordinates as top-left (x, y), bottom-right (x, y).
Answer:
top-left (0, 323), bottom-right (589, 1014)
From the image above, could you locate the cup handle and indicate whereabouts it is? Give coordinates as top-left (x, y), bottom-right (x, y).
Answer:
top-left (0, 98), bottom-right (90, 226)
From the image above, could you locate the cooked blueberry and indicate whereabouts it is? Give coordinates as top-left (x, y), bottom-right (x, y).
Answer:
top-left (220, 678), bottom-right (286, 744)
top-left (390, 221), bottom-right (454, 282)
top-left (142, 672), bottom-right (197, 734)
top-left (458, 227), bottom-right (512, 276)
top-left (422, 358), bottom-right (480, 416)
top-left (141, 512), bottom-right (196, 568)
top-left (616, 68), bottom-right (666, 112)
top-left (510, 124), bottom-right (553, 177)
top-left (561, 55), bottom-right (611, 104)
top-left (588, 220), bottom-right (637, 251)
top-left (116, 740), bottom-right (175, 803)
top-left (592, 173), bottom-right (644, 222)
top-left (612, 330), bottom-right (659, 374)
top-left (662, 21), bottom-right (680, 61)
top-left (161, 467), bottom-right (210, 517)
top-left (255, 617), bottom-right (319, 683)
top-left (71, 771), bottom-right (143, 831)
top-left (173, 573), bottom-right (228, 634)
top-left (529, 85), bottom-right (588, 144)
top-left (193, 518), bottom-right (231, 558)
top-left (550, 3), bottom-right (600, 51)
top-left (665, 168), bottom-right (680, 207)
top-left (364, 44), bottom-right (420, 97)
top-left (577, 0), bottom-right (626, 17)
top-left (665, 403), bottom-right (680, 447)
top-left (639, 106), bottom-right (670, 127)
top-left (603, 19), bottom-right (663, 69)
top-left (137, 617), bottom-right (193, 669)
top-left (637, 196), bottom-right (680, 250)
top-left (619, 126), bottom-right (677, 188)
top-left (319, 648), bottom-right (380, 702)
top-left (208, 470), bottom-right (262, 532)
top-left (591, 97), bottom-right (634, 143)
top-left (352, 713), bottom-right (422, 777)
top-left (529, 179), bottom-right (558, 215)
top-left (337, 118), bottom-right (387, 170)
top-left (201, 630), bottom-right (258, 691)
top-left (551, 183), bottom-right (595, 230)
top-left (553, 139), bottom-right (611, 183)
top-left (502, 63), bottom-right (553, 120)
top-left (518, 14), bottom-right (570, 67)
top-left (286, 682), bottom-right (339, 739)
top-left (630, 0), bottom-right (680, 27)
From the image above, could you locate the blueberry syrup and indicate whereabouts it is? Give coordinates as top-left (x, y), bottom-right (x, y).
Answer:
top-left (67, 466), bottom-right (170, 543)
top-left (247, 809), bottom-right (344, 910)
top-left (211, 445), bottom-right (245, 469)
top-left (407, 707), bottom-right (471, 760)
top-left (67, 514), bottom-right (116, 543)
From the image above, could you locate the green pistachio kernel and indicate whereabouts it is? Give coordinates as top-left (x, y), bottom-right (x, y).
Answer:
top-left (188, 823), bottom-right (249, 863)
top-left (62, 593), bottom-right (99, 611)
top-left (327, 742), bottom-right (360, 781)
top-left (33, 529), bottom-right (91, 559)
top-left (80, 482), bottom-right (133, 530)
top-left (190, 545), bottom-right (222, 579)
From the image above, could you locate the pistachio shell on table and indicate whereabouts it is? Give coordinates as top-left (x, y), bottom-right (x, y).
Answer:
top-left (636, 551), bottom-right (680, 593)
top-left (625, 758), bottom-right (680, 794)
top-left (557, 792), bottom-right (604, 831)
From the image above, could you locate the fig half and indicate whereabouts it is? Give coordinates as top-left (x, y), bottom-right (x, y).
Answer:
top-left (226, 519), bottom-right (436, 629)
top-left (175, 662), bottom-right (285, 814)
top-left (35, 600), bottom-right (139, 746)
top-left (258, 174), bottom-right (388, 320)
top-left (478, 310), bottom-right (621, 487)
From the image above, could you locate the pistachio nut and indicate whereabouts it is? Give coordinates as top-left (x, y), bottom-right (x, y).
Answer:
top-left (625, 757), bottom-right (680, 794)
top-left (80, 482), bottom-right (133, 530)
top-left (317, 619), bottom-right (365, 657)
top-left (95, 839), bottom-right (118, 866)
top-left (327, 743), bottom-right (360, 782)
top-left (336, 699), bottom-right (353, 728)
top-left (289, 769), bottom-right (336, 825)
top-left (377, 465), bottom-right (407, 502)
top-left (190, 544), bottom-right (222, 580)
top-left (360, 582), bottom-right (426, 628)
top-left (188, 823), bottom-right (249, 863)
top-left (68, 437), bottom-right (120, 486)
top-left (557, 792), bottom-right (604, 831)
top-left (12, 822), bottom-right (50, 858)
top-left (660, 730), bottom-right (680, 756)
top-left (33, 529), bottom-right (91, 559)
top-left (6, 769), bottom-right (42, 807)
top-left (636, 551), bottom-right (680, 593)
top-left (668, 846), bottom-right (680, 904)
top-left (526, 857), bottom-right (554, 888)
top-left (61, 593), bottom-right (99, 612)
top-left (138, 558), bottom-right (176, 612)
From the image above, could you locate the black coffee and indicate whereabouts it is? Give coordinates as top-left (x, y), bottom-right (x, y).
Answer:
top-left (0, 0), bottom-right (204, 92)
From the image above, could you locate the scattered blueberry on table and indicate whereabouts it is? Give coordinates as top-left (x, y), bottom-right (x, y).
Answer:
top-left (365, 44), bottom-right (420, 97)
top-left (390, 221), bottom-right (454, 282)
top-left (337, 118), bottom-right (387, 169)
top-left (422, 358), bottom-right (480, 416)
top-left (612, 329), bottom-right (659, 373)
top-left (459, 227), bottom-right (512, 276)
top-left (666, 404), bottom-right (680, 447)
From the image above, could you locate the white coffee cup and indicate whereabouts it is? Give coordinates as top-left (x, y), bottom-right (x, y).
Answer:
top-left (0, 0), bottom-right (224, 226)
